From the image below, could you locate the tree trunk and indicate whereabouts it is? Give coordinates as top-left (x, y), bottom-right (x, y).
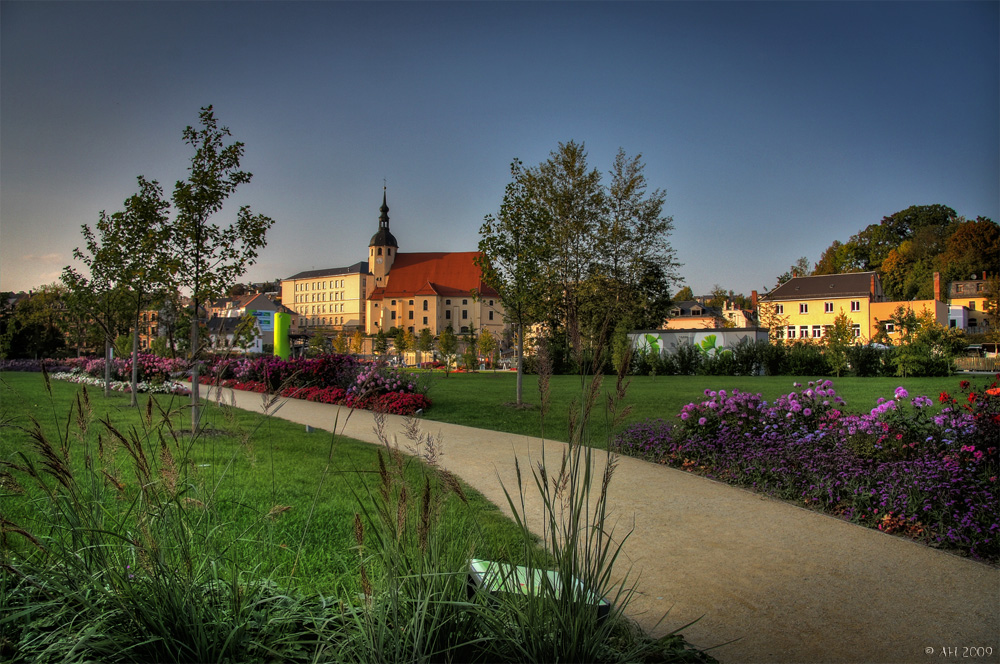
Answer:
top-left (130, 328), bottom-right (140, 407)
top-left (104, 337), bottom-right (112, 398)
top-left (190, 308), bottom-right (200, 434)
top-left (515, 323), bottom-right (524, 405)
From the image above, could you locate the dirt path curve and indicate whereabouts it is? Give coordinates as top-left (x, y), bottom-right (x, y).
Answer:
top-left (201, 385), bottom-right (999, 664)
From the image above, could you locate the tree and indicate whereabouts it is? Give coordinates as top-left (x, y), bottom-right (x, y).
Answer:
top-left (527, 141), bottom-right (604, 361)
top-left (823, 310), bottom-right (854, 377)
top-left (673, 285), bottom-right (694, 302)
top-left (983, 274), bottom-right (1000, 343)
top-left (462, 329), bottom-right (478, 371)
top-left (307, 332), bottom-right (327, 357)
top-left (479, 327), bottom-right (498, 372)
top-left (477, 159), bottom-right (551, 403)
top-left (583, 149), bottom-right (680, 344)
top-left (393, 327), bottom-right (412, 365)
top-left (0, 285), bottom-right (70, 360)
top-left (775, 257), bottom-right (813, 286)
top-left (373, 329), bottom-right (388, 356)
top-left (936, 217), bottom-right (1000, 285)
top-left (167, 106), bottom-right (275, 433)
top-left (415, 327), bottom-right (434, 366)
top-left (350, 329), bottom-right (366, 356)
top-left (438, 325), bottom-right (458, 377)
top-left (331, 330), bottom-right (349, 354)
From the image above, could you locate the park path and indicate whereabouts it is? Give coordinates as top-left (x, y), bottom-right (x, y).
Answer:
top-left (200, 384), bottom-right (998, 664)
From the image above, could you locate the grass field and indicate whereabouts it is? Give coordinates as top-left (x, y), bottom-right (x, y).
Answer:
top-left (418, 370), bottom-right (964, 446)
top-left (0, 371), bottom-right (529, 595)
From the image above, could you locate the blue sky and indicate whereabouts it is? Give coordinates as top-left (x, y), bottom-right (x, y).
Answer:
top-left (2, 1), bottom-right (997, 297)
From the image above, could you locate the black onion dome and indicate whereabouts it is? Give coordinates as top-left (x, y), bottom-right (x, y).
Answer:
top-left (369, 189), bottom-right (398, 248)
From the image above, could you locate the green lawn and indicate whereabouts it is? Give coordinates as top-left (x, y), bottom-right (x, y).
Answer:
top-left (419, 370), bottom-right (965, 446)
top-left (0, 372), bottom-right (529, 595)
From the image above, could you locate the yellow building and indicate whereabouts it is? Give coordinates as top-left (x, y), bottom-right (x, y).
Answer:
top-left (869, 299), bottom-right (950, 341)
top-left (759, 272), bottom-right (885, 342)
top-left (280, 262), bottom-right (370, 334)
top-left (947, 273), bottom-right (994, 334)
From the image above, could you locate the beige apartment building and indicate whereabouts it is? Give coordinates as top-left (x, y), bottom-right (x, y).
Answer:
top-left (280, 261), bottom-right (370, 334)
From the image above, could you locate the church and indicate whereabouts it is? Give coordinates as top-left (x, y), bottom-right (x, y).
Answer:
top-left (281, 190), bottom-right (505, 339)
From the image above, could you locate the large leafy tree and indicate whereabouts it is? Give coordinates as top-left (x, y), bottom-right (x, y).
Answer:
top-left (583, 148), bottom-right (680, 343)
top-left (527, 141), bottom-right (605, 357)
top-left (0, 285), bottom-right (70, 360)
top-left (167, 106), bottom-right (275, 432)
top-left (477, 159), bottom-right (551, 403)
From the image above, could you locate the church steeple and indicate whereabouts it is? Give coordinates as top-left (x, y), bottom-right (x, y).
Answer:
top-left (368, 187), bottom-right (398, 286)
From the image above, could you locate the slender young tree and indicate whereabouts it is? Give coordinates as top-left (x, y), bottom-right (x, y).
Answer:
top-left (477, 159), bottom-right (550, 403)
top-left (167, 106), bottom-right (275, 433)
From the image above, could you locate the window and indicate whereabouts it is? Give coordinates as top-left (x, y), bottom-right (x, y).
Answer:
top-left (851, 301), bottom-right (860, 312)
top-left (787, 326), bottom-right (796, 339)
top-left (409, 300), bottom-right (414, 305)
top-left (391, 311), bottom-right (396, 320)
top-left (423, 317), bottom-right (428, 325)
top-left (885, 322), bottom-right (895, 333)
top-left (489, 311), bottom-right (494, 321)
top-left (445, 299), bottom-right (451, 305)
top-left (408, 311), bottom-right (413, 320)
top-left (969, 302), bottom-right (976, 310)
top-left (423, 300), bottom-right (428, 311)
top-left (391, 300), bottom-right (396, 306)
top-left (799, 304), bottom-right (808, 314)
top-left (489, 300), bottom-right (494, 306)
top-left (775, 327), bottom-right (785, 339)
top-left (976, 283), bottom-right (984, 292)
top-left (824, 302), bottom-right (834, 313)
top-left (462, 310), bottom-right (468, 320)
top-left (852, 324), bottom-right (861, 338)
top-left (445, 310), bottom-right (451, 320)
top-left (799, 326), bottom-right (808, 338)
top-left (463, 299), bottom-right (468, 305)
top-left (812, 325), bottom-right (822, 338)
top-left (956, 284), bottom-right (964, 293)
top-left (775, 304), bottom-right (784, 314)
top-left (969, 318), bottom-right (978, 328)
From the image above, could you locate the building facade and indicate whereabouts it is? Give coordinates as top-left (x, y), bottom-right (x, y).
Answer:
top-left (280, 262), bottom-right (370, 334)
top-left (364, 191), bottom-right (504, 337)
top-left (758, 272), bottom-right (885, 342)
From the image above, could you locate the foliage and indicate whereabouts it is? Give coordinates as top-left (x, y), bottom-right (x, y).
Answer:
top-left (479, 328), bottom-right (498, 370)
top-left (0, 285), bottom-right (71, 360)
top-left (373, 329), bottom-right (388, 356)
top-left (812, 204), bottom-right (998, 302)
top-left (166, 105), bottom-right (275, 432)
top-left (477, 159), bottom-right (551, 404)
top-left (437, 326), bottom-right (458, 377)
top-left (612, 378), bottom-right (999, 561)
top-left (823, 311), bottom-right (855, 377)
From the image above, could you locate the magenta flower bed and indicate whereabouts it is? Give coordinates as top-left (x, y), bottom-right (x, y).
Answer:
top-left (612, 377), bottom-right (1000, 562)
top-left (202, 378), bottom-right (430, 416)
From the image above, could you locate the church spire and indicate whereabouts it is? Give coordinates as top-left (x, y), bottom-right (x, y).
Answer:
top-left (379, 186), bottom-right (389, 229)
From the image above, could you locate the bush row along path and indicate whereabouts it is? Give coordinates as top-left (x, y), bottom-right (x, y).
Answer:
top-left (197, 384), bottom-right (999, 664)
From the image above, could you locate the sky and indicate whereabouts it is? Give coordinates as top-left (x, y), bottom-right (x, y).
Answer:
top-left (2, 1), bottom-right (997, 298)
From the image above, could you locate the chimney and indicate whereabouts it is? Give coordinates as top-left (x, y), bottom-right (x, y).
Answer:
top-left (933, 272), bottom-right (941, 302)
top-left (751, 290), bottom-right (759, 309)
top-left (870, 274), bottom-right (876, 297)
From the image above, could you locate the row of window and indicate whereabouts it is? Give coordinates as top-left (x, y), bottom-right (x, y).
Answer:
top-left (295, 292), bottom-right (352, 303)
top-left (774, 301), bottom-right (862, 315)
top-left (780, 324), bottom-right (862, 340)
top-left (299, 304), bottom-right (350, 315)
top-left (294, 279), bottom-right (351, 292)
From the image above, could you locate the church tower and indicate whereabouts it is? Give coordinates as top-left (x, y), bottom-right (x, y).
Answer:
top-left (368, 188), bottom-right (398, 287)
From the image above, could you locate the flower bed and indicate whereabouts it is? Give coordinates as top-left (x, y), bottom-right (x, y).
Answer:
top-left (612, 376), bottom-right (1000, 562)
top-left (50, 372), bottom-right (190, 396)
top-left (200, 377), bottom-right (431, 416)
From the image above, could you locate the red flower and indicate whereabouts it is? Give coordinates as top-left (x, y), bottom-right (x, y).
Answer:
top-left (939, 392), bottom-right (950, 403)
top-left (960, 380), bottom-right (970, 389)
top-left (968, 393), bottom-right (977, 403)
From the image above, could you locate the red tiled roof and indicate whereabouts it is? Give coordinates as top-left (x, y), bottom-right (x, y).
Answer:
top-left (368, 252), bottom-right (498, 301)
